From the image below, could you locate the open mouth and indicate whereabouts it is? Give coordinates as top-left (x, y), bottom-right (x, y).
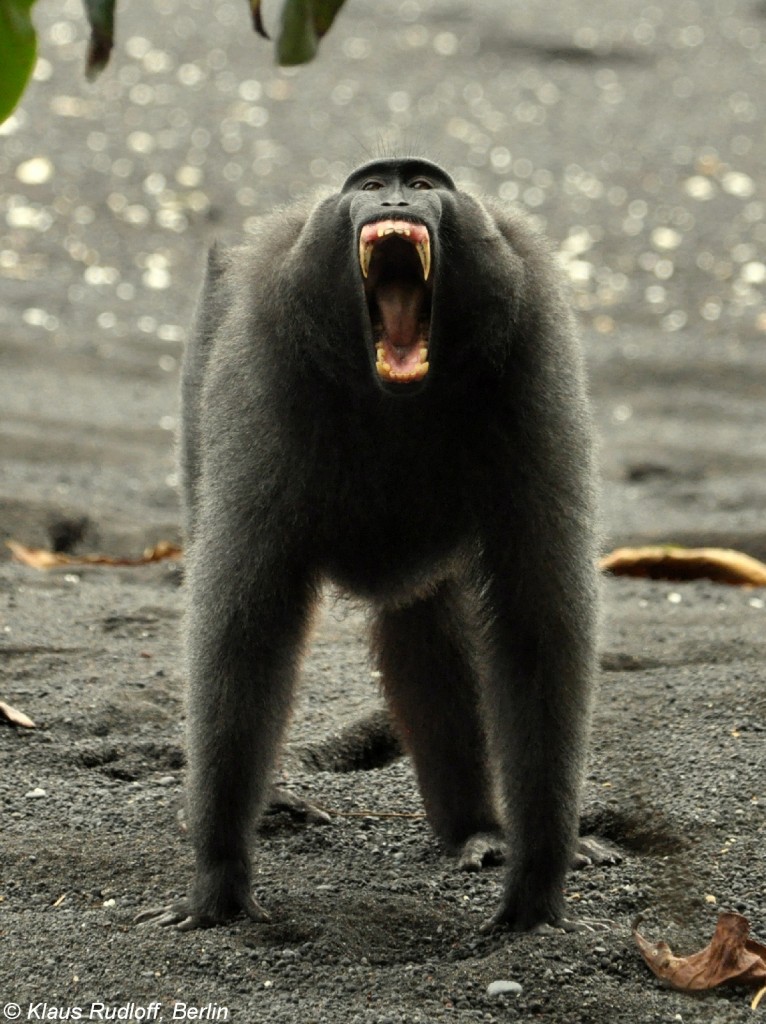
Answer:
top-left (358, 219), bottom-right (432, 385)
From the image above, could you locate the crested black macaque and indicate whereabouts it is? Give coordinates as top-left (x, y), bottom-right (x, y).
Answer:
top-left (138, 158), bottom-right (603, 934)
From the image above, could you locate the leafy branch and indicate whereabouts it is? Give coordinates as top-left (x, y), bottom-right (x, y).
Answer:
top-left (0, 0), bottom-right (349, 123)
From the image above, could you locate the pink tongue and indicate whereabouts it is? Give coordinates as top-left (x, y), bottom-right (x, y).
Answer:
top-left (376, 281), bottom-right (423, 352)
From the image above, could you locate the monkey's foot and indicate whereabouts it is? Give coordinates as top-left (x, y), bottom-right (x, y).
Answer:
top-left (457, 831), bottom-right (508, 871)
top-left (572, 835), bottom-right (621, 869)
top-left (267, 785), bottom-right (332, 825)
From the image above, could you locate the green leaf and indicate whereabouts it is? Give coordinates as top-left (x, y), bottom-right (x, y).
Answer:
top-left (276, 0), bottom-right (347, 65)
top-left (81, 0), bottom-right (115, 80)
top-left (0, 0), bottom-right (38, 123)
top-left (277, 0), bottom-right (317, 64)
top-left (311, 0), bottom-right (345, 39)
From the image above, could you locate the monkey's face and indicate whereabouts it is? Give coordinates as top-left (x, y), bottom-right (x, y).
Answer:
top-left (340, 159), bottom-right (456, 396)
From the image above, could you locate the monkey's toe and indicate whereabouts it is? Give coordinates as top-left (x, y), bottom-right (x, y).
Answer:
top-left (572, 835), bottom-right (621, 870)
top-left (457, 831), bottom-right (507, 872)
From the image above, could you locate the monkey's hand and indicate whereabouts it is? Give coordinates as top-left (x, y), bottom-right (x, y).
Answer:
top-left (136, 894), bottom-right (269, 931)
top-left (135, 861), bottom-right (270, 931)
top-left (457, 831), bottom-right (508, 871)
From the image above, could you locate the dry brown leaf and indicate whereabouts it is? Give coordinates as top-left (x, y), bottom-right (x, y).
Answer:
top-left (6, 539), bottom-right (182, 570)
top-left (601, 546), bottom-right (766, 587)
top-left (0, 700), bottom-right (36, 729)
top-left (633, 912), bottom-right (766, 994)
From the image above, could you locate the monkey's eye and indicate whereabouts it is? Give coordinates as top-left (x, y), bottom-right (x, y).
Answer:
top-left (361, 180), bottom-right (385, 191)
top-left (409, 178), bottom-right (434, 190)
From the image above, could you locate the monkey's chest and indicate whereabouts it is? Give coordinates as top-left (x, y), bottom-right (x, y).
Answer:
top-left (319, 468), bottom-right (474, 598)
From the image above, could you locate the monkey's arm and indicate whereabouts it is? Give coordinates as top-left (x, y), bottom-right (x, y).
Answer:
top-left (142, 331), bottom-right (319, 927)
top-left (139, 524), bottom-right (317, 929)
top-left (138, 519), bottom-right (317, 929)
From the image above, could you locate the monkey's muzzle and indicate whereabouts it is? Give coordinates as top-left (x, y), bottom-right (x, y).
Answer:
top-left (358, 219), bottom-right (432, 385)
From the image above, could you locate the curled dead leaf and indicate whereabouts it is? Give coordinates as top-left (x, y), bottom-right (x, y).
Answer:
top-left (601, 546), bottom-right (766, 587)
top-left (0, 700), bottom-right (36, 729)
top-left (633, 912), bottom-right (766, 995)
top-left (6, 539), bottom-right (182, 570)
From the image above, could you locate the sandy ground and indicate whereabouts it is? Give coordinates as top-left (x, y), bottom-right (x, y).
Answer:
top-left (1, 0), bottom-right (765, 1021)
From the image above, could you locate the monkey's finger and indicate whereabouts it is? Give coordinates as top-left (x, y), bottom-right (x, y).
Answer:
top-left (304, 805), bottom-right (333, 825)
top-left (176, 914), bottom-right (209, 931)
top-left (176, 896), bottom-right (271, 928)
top-left (478, 911), bottom-right (517, 935)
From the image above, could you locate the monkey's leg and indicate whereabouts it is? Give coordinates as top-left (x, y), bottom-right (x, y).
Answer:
top-left (372, 582), bottom-right (503, 863)
top-left (137, 549), bottom-right (315, 931)
top-left (480, 569), bottom-right (598, 933)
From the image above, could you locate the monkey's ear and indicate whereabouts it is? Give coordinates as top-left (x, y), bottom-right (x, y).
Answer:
top-left (207, 242), bottom-right (224, 276)
top-left (205, 242), bottom-right (235, 289)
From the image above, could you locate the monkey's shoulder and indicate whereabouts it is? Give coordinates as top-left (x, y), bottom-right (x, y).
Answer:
top-left (204, 195), bottom-right (328, 289)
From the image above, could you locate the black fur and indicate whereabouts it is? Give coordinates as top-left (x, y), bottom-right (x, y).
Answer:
top-left (138, 158), bottom-right (599, 932)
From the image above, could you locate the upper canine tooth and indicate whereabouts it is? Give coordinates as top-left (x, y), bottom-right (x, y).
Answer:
top-left (416, 237), bottom-right (431, 280)
top-left (359, 238), bottom-right (372, 278)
